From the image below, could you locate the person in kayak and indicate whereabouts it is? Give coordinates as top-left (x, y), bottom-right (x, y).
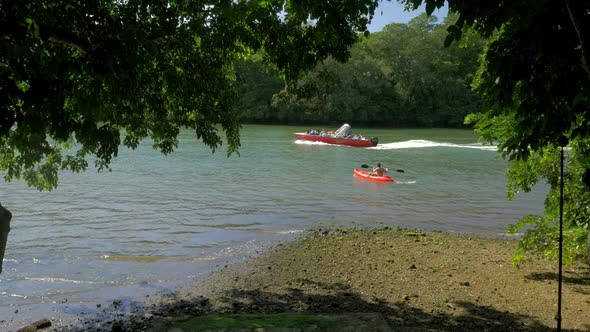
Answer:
top-left (371, 163), bottom-right (389, 176)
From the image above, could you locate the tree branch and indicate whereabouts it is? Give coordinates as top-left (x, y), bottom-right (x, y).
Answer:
top-left (564, 0), bottom-right (590, 81)
top-left (47, 36), bottom-right (88, 55)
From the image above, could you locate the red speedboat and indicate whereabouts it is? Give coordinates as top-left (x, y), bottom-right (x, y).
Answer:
top-left (294, 124), bottom-right (378, 148)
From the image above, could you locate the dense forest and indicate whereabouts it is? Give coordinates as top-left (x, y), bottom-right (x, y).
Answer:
top-left (234, 14), bottom-right (487, 128)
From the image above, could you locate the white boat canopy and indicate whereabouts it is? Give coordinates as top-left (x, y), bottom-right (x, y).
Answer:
top-left (333, 124), bottom-right (352, 138)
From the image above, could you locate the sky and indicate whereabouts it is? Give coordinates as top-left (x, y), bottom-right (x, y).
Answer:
top-left (367, 1), bottom-right (448, 32)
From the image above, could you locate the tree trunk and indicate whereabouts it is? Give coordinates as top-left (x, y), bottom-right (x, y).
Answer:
top-left (0, 203), bottom-right (12, 274)
top-left (584, 169), bottom-right (590, 265)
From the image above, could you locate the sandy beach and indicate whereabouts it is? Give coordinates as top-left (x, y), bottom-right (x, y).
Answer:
top-left (109, 227), bottom-right (589, 331)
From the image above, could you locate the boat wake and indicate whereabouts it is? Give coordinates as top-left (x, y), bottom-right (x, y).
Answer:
top-left (370, 140), bottom-right (497, 151)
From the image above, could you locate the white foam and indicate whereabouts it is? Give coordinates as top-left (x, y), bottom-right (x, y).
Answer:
top-left (369, 140), bottom-right (497, 151)
top-left (395, 181), bottom-right (417, 184)
top-left (24, 277), bottom-right (104, 284)
top-left (294, 140), bottom-right (331, 146)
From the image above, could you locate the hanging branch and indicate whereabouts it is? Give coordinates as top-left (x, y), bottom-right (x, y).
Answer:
top-left (564, 0), bottom-right (590, 81)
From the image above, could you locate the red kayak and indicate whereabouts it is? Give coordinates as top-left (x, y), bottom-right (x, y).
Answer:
top-left (353, 168), bottom-right (394, 182)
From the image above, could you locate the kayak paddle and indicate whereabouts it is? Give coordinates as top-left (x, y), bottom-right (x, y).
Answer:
top-left (360, 164), bottom-right (405, 173)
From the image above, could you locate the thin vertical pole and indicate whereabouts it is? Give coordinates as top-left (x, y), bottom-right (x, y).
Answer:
top-left (557, 146), bottom-right (564, 331)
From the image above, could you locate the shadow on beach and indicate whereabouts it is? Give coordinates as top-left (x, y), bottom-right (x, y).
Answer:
top-left (105, 280), bottom-right (557, 332)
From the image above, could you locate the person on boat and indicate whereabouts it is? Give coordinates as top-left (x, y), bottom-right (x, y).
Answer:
top-left (371, 163), bottom-right (389, 176)
top-left (321, 130), bottom-right (334, 137)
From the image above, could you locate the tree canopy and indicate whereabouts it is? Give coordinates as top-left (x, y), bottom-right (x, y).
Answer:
top-left (413, 0), bottom-right (589, 160)
top-left (0, 0), bottom-right (379, 190)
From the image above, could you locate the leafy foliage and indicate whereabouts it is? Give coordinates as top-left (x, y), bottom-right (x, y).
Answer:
top-left (440, 0), bottom-right (590, 160)
top-left (402, 0), bottom-right (590, 156)
top-left (505, 145), bottom-right (590, 266)
top-left (0, 0), bottom-right (380, 190)
top-left (468, 106), bottom-right (590, 264)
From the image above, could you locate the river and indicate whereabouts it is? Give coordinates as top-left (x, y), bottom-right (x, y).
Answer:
top-left (0, 125), bottom-right (547, 330)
